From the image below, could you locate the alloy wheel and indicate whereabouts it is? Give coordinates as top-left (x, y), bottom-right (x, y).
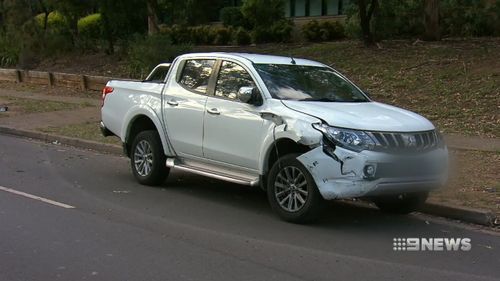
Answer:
top-left (274, 166), bottom-right (309, 212)
top-left (134, 140), bottom-right (154, 177)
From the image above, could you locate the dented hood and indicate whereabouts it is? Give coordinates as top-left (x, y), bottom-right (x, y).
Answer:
top-left (282, 101), bottom-right (435, 132)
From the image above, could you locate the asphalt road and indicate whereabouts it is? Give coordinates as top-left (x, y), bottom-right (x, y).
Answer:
top-left (0, 134), bottom-right (499, 281)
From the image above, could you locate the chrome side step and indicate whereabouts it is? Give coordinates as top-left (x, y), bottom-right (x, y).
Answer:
top-left (166, 158), bottom-right (260, 186)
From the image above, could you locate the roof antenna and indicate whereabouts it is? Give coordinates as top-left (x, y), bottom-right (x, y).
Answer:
top-left (290, 56), bottom-right (296, 65)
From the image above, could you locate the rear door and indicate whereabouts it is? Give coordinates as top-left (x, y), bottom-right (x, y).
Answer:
top-left (162, 59), bottom-right (216, 157)
top-left (202, 60), bottom-right (265, 170)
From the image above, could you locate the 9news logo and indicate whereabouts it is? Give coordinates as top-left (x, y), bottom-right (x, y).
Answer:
top-left (393, 238), bottom-right (472, 251)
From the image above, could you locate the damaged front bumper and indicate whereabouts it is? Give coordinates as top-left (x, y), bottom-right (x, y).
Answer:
top-left (297, 146), bottom-right (448, 200)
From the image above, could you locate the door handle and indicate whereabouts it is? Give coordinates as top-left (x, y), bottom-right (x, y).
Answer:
top-left (167, 100), bottom-right (178, 106)
top-left (207, 108), bottom-right (220, 115)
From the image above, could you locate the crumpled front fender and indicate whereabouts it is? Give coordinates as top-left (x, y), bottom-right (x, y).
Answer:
top-left (297, 146), bottom-right (448, 200)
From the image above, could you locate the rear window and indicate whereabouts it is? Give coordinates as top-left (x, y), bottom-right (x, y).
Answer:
top-left (145, 65), bottom-right (170, 83)
top-left (179, 59), bottom-right (216, 94)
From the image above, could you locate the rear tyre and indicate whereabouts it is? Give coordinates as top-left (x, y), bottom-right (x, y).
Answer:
top-left (130, 130), bottom-right (169, 186)
top-left (267, 154), bottom-right (325, 223)
top-left (373, 192), bottom-right (428, 214)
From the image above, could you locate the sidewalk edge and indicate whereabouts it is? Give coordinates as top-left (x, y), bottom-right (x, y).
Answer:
top-left (0, 126), bottom-right (122, 155)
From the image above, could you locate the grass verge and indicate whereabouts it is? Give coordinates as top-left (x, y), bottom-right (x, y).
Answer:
top-left (38, 121), bottom-right (121, 145)
top-left (0, 96), bottom-right (89, 115)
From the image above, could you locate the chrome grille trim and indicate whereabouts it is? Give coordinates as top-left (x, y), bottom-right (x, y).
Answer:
top-left (367, 130), bottom-right (438, 151)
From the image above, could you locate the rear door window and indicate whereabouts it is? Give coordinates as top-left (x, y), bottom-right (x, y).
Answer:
top-left (179, 59), bottom-right (216, 94)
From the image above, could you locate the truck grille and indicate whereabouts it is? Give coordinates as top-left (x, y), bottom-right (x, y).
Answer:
top-left (367, 130), bottom-right (439, 152)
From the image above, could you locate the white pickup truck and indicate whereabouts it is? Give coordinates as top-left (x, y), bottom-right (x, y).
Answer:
top-left (101, 52), bottom-right (448, 223)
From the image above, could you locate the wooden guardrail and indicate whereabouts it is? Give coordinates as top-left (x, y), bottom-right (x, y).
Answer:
top-left (0, 68), bottom-right (113, 91)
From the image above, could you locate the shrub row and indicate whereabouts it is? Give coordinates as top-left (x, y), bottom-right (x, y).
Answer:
top-left (302, 20), bottom-right (345, 42)
top-left (344, 0), bottom-right (500, 40)
top-left (164, 23), bottom-right (293, 46)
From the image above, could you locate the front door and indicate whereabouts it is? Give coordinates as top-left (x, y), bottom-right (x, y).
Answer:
top-left (202, 61), bottom-right (265, 170)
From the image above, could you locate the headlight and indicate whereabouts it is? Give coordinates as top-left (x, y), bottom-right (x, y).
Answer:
top-left (312, 123), bottom-right (376, 152)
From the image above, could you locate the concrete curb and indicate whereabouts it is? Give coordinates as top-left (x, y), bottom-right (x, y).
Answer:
top-left (421, 202), bottom-right (496, 227)
top-left (0, 126), bottom-right (122, 155)
top-left (0, 125), bottom-right (497, 227)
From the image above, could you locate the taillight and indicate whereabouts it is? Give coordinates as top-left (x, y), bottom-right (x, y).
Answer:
top-left (101, 86), bottom-right (114, 107)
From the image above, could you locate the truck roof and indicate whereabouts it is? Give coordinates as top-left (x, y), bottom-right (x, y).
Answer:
top-left (176, 52), bottom-right (325, 67)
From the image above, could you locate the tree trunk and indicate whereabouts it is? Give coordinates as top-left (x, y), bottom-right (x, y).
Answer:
top-left (147, 0), bottom-right (160, 35)
top-left (423, 0), bottom-right (440, 41)
top-left (0, 0), bottom-right (5, 33)
top-left (101, 10), bottom-right (114, 54)
top-left (37, 0), bottom-right (48, 31)
top-left (357, 0), bottom-right (378, 46)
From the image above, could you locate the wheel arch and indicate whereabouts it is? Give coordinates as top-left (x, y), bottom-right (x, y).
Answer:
top-left (122, 108), bottom-right (173, 157)
top-left (259, 137), bottom-right (311, 190)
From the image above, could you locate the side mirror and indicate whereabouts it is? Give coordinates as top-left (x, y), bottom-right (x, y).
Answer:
top-left (237, 86), bottom-right (260, 104)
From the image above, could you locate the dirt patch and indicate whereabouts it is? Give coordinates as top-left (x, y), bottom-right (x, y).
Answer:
top-left (430, 149), bottom-right (499, 218)
top-left (35, 53), bottom-right (130, 78)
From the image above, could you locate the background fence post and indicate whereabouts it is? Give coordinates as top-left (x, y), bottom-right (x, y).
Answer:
top-left (80, 75), bottom-right (87, 90)
top-left (48, 72), bottom-right (54, 87)
top-left (15, 70), bottom-right (22, 83)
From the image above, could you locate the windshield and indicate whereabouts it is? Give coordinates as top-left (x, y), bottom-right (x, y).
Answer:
top-left (254, 64), bottom-right (369, 102)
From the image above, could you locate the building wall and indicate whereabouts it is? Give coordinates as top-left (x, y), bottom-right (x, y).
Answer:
top-left (287, 0), bottom-right (351, 17)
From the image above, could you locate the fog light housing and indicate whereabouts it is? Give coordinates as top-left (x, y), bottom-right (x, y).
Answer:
top-left (364, 164), bottom-right (377, 179)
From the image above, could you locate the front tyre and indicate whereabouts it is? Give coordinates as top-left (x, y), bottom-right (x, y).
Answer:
top-left (267, 154), bottom-right (325, 223)
top-left (130, 130), bottom-right (169, 186)
top-left (373, 192), bottom-right (428, 214)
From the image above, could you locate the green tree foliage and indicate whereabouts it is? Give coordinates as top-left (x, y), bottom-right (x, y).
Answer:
top-left (220, 6), bottom-right (247, 28)
top-left (98, 0), bottom-right (147, 53)
top-left (46, 0), bottom-right (96, 43)
top-left (127, 34), bottom-right (190, 78)
top-left (77, 13), bottom-right (102, 39)
top-left (241, 0), bottom-right (285, 28)
top-left (345, 0), bottom-right (500, 41)
top-left (241, 0), bottom-right (293, 43)
top-left (440, 0), bottom-right (498, 37)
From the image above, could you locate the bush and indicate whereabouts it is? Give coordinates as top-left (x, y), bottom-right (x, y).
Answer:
top-left (344, 0), bottom-right (499, 40)
top-left (78, 14), bottom-right (103, 40)
top-left (168, 24), bottom-right (192, 44)
top-left (241, 0), bottom-right (293, 43)
top-left (234, 28), bottom-right (251, 45)
top-left (251, 19), bottom-right (294, 44)
top-left (212, 26), bottom-right (233, 45)
top-left (0, 35), bottom-right (20, 67)
top-left (189, 25), bottom-right (215, 45)
top-left (371, 0), bottom-right (424, 40)
top-left (241, 0), bottom-right (286, 28)
top-left (220, 7), bottom-right (247, 28)
top-left (34, 11), bottom-right (67, 31)
top-left (127, 34), bottom-right (191, 79)
top-left (344, 0), bottom-right (424, 40)
top-left (302, 20), bottom-right (345, 42)
top-left (165, 25), bottom-right (235, 46)
top-left (440, 0), bottom-right (497, 37)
